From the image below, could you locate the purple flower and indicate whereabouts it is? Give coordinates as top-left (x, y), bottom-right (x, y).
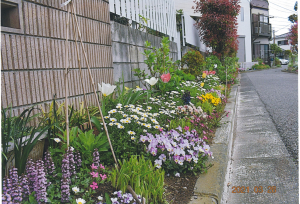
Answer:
top-left (93, 149), bottom-right (100, 167)
top-left (159, 154), bottom-right (167, 162)
top-left (149, 147), bottom-right (157, 156)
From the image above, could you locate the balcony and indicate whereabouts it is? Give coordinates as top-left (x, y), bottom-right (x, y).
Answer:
top-left (252, 21), bottom-right (272, 38)
top-left (252, 14), bottom-right (272, 38)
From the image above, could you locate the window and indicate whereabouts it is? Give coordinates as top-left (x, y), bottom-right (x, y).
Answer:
top-left (240, 7), bottom-right (244, 22)
top-left (1, 0), bottom-right (23, 33)
top-left (278, 40), bottom-right (288, 46)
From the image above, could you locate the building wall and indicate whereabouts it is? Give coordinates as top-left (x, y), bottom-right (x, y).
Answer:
top-left (273, 38), bottom-right (291, 51)
top-left (111, 21), bottom-right (178, 88)
top-left (174, 0), bottom-right (200, 17)
top-left (237, 0), bottom-right (252, 63)
top-left (1, 0), bottom-right (113, 118)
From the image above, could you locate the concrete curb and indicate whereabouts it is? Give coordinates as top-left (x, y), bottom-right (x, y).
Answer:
top-left (188, 79), bottom-right (239, 204)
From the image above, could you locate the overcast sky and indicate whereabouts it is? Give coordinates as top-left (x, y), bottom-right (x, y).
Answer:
top-left (268, 0), bottom-right (298, 36)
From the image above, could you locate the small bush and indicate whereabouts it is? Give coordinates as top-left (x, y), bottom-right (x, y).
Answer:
top-left (181, 50), bottom-right (206, 76)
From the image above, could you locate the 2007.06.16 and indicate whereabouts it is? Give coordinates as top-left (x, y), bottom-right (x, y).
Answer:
top-left (232, 186), bottom-right (276, 193)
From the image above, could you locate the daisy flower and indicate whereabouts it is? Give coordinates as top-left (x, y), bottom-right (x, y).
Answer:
top-left (76, 198), bottom-right (86, 204)
top-left (72, 186), bottom-right (80, 193)
top-left (54, 138), bottom-right (61, 143)
top-left (128, 131), bottom-right (136, 135)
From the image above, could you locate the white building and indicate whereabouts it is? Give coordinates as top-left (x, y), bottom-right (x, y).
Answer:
top-left (236, 0), bottom-right (253, 67)
top-left (270, 32), bottom-right (291, 51)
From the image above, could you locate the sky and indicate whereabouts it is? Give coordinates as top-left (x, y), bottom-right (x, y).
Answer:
top-left (268, 0), bottom-right (298, 36)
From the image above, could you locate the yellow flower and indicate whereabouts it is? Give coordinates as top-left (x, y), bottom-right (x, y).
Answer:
top-left (125, 87), bottom-right (129, 90)
top-left (202, 73), bottom-right (207, 78)
top-left (201, 83), bottom-right (204, 87)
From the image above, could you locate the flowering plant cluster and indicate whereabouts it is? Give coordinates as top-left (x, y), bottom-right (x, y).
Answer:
top-left (199, 93), bottom-right (221, 106)
top-left (203, 70), bottom-right (216, 75)
top-left (110, 190), bottom-right (142, 204)
top-left (140, 127), bottom-right (212, 174)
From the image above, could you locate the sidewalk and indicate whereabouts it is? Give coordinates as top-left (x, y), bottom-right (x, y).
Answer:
top-left (189, 73), bottom-right (298, 204)
top-left (223, 73), bottom-right (298, 203)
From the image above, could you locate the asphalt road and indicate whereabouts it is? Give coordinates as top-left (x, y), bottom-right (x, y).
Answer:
top-left (242, 66), bottom-right (298, 165)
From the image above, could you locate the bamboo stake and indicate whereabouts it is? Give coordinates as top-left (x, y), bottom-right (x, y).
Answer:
top-left (70, 7), bottom-right (92, 130)
top-left (70, 3), bottom-right (119, 168)
top-left (64, 5), bottom-right (70, 147)
top-left (127, 185), bottom-right (142, 204)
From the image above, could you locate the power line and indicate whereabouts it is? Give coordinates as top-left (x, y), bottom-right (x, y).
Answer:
top-left (269, 1), bottom-right (295, 12)
top-left (275, 24), bottom-right (291, 32)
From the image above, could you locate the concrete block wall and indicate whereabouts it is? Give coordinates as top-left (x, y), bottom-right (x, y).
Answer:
top-left (111, 21), bottom-right (178, 88)
top-left (1, 0), bottom-right (113, 119)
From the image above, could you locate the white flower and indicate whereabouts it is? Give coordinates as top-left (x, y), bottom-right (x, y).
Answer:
top-left (145, 77), bottom-right (158, 86)
top-left (111, 198), bottom-right (118, 202)
top-left (76, 198), bottom-right (86, 204)
top-left (175, 173), bottom-right (180, 177)
top-left (98, 196), bottom-right (103, 201)
top-left (143, 129), bottom-right (147, 132)
top-left (98, 82), bottom-right (116, 97)
top-left (110, 118), bottom-right (117, 122)
top-left (128, 131), bottom-right (136, 135)
top-left (131, 136), bottom-right (135, 140)
top-left (72, 186), bottom-right (80, 193)
top-left (117, 124), bottom-right (125, 129)
top-left (108, 122), bottom-right (114, 126)
top-left (214, 64), bottom-right (218, 68)
top-left (69, 146), bottom-right (74, 151)
top-left (54, 138), bottom-right (61, 143)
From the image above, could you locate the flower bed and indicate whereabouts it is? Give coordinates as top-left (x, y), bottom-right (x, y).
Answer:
top-left (2, 38), bottom-right (238, 203)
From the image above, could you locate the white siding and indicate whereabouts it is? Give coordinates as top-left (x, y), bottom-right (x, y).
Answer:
top-left (109, 0), bottom-right (177, 40)
top-left (237, 0), bottom-right (252, 63)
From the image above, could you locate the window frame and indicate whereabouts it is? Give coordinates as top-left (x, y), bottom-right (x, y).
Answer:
top-left (1, 0), bottom-right (24, 34)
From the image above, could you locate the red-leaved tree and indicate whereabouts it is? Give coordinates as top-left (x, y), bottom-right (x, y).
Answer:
top-left (193, 0), bottom-right (240, 58)
top-left (287, 21), bottom-right (298, 53)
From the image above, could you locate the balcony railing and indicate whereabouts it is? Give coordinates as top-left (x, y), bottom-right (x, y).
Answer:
top-left (252, 21), bottom-right (272, 37)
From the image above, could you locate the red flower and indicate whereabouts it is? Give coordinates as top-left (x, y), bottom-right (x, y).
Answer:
top-left (160, 73), bottom-right (171, 83)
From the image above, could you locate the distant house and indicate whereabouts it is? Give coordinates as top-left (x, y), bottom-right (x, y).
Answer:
top-left (236, 0), bottom-right (253, 68)
top-left (250, 0), bottom-right (272, 64)
top-left (271, 32), bottom-right (291, 50)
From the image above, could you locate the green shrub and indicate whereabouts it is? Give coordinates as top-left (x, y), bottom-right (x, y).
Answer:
top-left (181, 50), bottom-right (206, 76)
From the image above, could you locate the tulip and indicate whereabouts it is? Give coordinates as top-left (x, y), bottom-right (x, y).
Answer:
top-left (98, 82), bottom-right (116, 97)
top-left (160, 73), bottom-right (171, 83)
top-left (202, 73), bottom-right (207, 78)
top-left (145, 77), bottom-right (158, 86)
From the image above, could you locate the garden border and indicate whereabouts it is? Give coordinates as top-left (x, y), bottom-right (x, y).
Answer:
top-left (188, 76), bottom-right (239, 204)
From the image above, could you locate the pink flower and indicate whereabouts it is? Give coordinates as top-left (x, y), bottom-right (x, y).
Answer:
top-left (203, 136), bottom-right (208, 140)
top-left (91, 163), bottom-right (98, 170)
top-left (100, 174), bottom-right (107, 180)
top-left (90, 182), bottom-right (98, 189)
top-left (99, 164), bottom-right (105, 169)
top-left (159, 127), bottom-right (163, 132)
top-left (203, 131), bottom-right (206, 134)
top-left (160, 73), bottom-right (171, 83)
top-left (90, 172), bottom-right (98, 178)
top-left (184, 126), bottom-right (189, 131)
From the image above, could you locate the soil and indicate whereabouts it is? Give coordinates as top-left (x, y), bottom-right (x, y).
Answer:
top-left (89, 173), bottom-right (200, 204)
top-left (164, 173), bottom-right (199, 204)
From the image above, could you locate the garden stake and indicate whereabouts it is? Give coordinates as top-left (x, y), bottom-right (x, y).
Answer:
top-left (70, 2), bottom-right (119, 168)
top-left (70, 7), bottom-right (92, 130)
top-left (64, 4), bottom-right (71, 147)
top-left (71, 5), bottom-right (144, 204)
top-left (127, 185), bottom-right (143, 204)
